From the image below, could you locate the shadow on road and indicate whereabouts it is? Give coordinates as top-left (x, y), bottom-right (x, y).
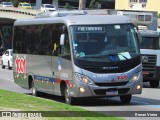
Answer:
top-left (143, 82), bottom-right (160, 89)
top-left (26, 91), bottom-right (160, 107)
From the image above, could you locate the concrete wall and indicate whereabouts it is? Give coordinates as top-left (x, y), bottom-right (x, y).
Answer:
top-left (115, 0), bottom-right (129, 10)
top-left (147, 0), bottom-right (160, 15)
top-left (53, 0), bottom-right (59, 9)
top-left (115, 0), bottom-right (160, 14)
top-left (34, 0), bottom-right (42, 9)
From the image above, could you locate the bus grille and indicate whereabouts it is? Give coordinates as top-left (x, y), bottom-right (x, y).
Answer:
top-left (141, 54), bottom-right (157, 77)
top-left (95, 81), bottom-right (128, 87)
top-left (94, 88), bottom-right (130, 95)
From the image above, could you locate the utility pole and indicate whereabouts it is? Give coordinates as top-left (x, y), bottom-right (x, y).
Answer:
top-left (79, 0), bottom-right (86, 10)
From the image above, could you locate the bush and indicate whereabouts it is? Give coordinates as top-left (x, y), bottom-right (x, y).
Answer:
top-left (88, 0), bottom-right (100, 9)
top-left (10, 0), bottom-right (19, 7)
top-left (64, 3), bottom-right (73, 10)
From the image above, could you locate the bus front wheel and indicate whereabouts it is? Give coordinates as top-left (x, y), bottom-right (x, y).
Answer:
top-left (64, 85), bottom-right (75, 105)
top-left (120, 95), bottom-right (132, 104)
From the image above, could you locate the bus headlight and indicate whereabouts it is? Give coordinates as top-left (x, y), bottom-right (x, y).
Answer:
top-left (75, 73), bottom-right (93, 84)
top-left (133, 75), bottom-right (138, 81)
top-left (131, 72), bottom-right (141, 82)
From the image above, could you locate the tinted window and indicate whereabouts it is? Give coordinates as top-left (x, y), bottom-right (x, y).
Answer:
top-left (13, 24), bottom-right (70, 56)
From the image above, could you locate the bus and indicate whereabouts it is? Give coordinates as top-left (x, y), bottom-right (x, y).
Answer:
top-left (13, 11), bottom-right (143, 104)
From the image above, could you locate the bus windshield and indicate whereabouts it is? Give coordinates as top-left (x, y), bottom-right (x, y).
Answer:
top-left (70, 24), bottom-right (140, 63)
top-left (140, 37), bottom-right (160, 49)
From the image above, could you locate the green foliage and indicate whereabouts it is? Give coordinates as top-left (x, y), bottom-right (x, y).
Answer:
top-left (9, 0), bottom-right (20, 7)
top-left (158, 14), bottom-right (160, 18)
top-left (88, 0), bottom-right (100, 9)
top-left (0, 89), bottom-right (123, 120)
top-left (64, 3), bottom-right (73, 10)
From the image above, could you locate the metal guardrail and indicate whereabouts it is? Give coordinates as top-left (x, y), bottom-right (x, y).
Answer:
top-left (0, 7), bottom-right (41, 16)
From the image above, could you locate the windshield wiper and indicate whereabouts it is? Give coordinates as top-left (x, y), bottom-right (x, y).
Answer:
top-left (85, 54), bottom-right (117, 62)
top-left (118, 53), bottom-right (129, 60)
top-left (84, 54), bottom-right (109, 58)
top-left (82, 53), bottom-right (132, 63)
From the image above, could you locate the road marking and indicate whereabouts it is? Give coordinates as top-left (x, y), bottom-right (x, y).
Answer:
top-left (132, 100), bottom-right (150, 105)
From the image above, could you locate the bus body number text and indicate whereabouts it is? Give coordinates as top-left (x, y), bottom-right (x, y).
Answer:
top-left (15, 55), bottom-right (26, 78)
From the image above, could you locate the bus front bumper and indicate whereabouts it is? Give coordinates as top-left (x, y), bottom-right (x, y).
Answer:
top-left (70, 80), bottom-right (143, 98)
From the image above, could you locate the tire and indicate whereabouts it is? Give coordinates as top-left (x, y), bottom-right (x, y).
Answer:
top-left (8, 61), bottom-right (12, 70)
top-left (150, 81), bottom-right (159, 88)
top-left (31, 80), bottom-right (39, 96)
top-left (120, 95), bottom-right (132, 104)
top-left (1, 61), bottom-right (5, 69)
top-left (64, 85), bottom-right (75, 105)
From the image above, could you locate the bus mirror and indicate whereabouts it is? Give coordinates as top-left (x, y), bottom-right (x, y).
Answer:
top-left (60, 34), bottom-right (65, 46)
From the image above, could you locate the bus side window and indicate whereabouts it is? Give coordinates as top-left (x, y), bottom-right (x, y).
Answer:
top-left (51, 24), bottom-right (71, 60)
top-left (13, 27), bottom-right (22, 53)
top-left (61, 34), bottom-right (70, 54)
top-left (52, 24), bottom-right (61, 56)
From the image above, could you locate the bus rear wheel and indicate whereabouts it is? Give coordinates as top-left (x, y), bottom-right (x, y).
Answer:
top-left (31, 81), bottom-right (39, 96)
top-left (120, 95), bottom-right (132, 104)
top-left (150, 81), bottom-right (159, 88)
top-left (64, 85), bottom-right (75, 105)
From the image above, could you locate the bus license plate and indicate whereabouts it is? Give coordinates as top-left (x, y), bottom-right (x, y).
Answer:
top-left (106, 90), bottom-right (118, 96)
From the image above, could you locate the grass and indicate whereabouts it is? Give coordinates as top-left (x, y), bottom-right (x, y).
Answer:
top-left (0, 89), bottom-right (123, 120)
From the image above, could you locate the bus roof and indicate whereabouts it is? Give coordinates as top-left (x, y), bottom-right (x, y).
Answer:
top-left (14, 15), bottom-right (130, 26)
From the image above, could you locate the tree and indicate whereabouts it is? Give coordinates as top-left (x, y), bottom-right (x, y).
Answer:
top-left (88, 0), bottom-right (100, 9)
top-left (79, 0), bottom-right (86, 10)
top-left (64, 3), bottom-right (73, 10)
top-left (10, 0), bottom-right (20, 7)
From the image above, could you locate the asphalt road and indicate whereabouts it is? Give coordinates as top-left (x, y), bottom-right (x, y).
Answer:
top-left (0, 67), bottom-right (160, 120)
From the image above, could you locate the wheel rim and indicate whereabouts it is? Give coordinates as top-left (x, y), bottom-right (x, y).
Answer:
top-left (32, 82), bottom-right (36, 95)
top-left (65, 86), bottom-right (70, 103)
top-left (32, 87), bottom-right (36, 95)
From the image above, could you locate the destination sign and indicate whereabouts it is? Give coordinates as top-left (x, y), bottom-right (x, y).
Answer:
top-left (76, 26), bottom-right (105, 33)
